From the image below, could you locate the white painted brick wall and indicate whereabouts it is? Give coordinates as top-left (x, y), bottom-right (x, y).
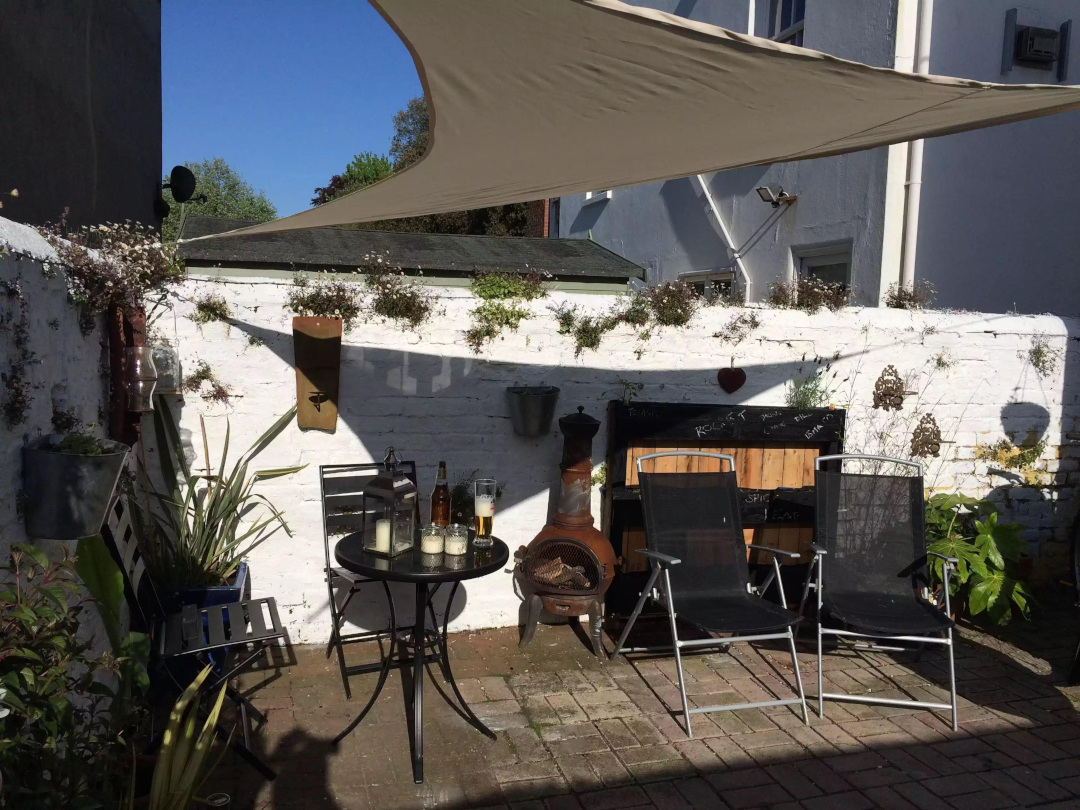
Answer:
top-left (162, 274), bottom-right (1080, 643)
top-left (1, 216), bottom-right (110, 645)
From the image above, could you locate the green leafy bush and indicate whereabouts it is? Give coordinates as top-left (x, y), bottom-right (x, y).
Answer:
top-left (0, 544), bottom-right (143, 808)
top-left (925, 493), bottom-right (1031, 625)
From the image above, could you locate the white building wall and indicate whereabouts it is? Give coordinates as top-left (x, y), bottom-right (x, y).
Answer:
top-left (165, 273), bottom-right (1079, 643)
top-left (559, 0), bottom-right (897, 305)
top-left (916, 0), bottom-right (1080, 315)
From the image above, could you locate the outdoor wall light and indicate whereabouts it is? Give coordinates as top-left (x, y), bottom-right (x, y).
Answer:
top-left (755, 186), bottom-right (798, 207)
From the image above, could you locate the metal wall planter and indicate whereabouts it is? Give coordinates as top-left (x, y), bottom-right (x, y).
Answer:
top-left (22, 436), bottom-right (130, 540)
top-left (506, 386), bottom-right (560, 437)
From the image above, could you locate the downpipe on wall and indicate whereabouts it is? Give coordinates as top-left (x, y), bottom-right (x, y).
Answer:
top-left (899, 0), bottom-right (934, 289)
top-left (695, 174), bottom-right (752, 303)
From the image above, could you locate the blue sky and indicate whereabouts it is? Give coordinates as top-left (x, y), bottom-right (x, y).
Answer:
top-left (162, 1), bottom-right (422, 217)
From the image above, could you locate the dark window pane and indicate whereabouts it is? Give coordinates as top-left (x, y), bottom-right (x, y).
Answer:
top-left (795, 0), bottom-right (806, 24)
top-left (781, 0), bottom-right (794, 30)
top-left (806, 262), bottom-right (848, 287)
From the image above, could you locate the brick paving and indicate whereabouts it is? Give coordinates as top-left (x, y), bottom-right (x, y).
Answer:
top-left (215, 593), bottom-right (1080, 809)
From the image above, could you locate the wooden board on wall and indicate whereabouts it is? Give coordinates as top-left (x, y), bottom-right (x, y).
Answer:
top-left (293, 316), bottom-right (342, 432)
top-left (630, 441), bottom-right (821, 565)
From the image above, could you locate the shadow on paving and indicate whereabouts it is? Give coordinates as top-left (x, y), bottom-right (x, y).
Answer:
top-left (206, 587), bottom-right (1080, 810)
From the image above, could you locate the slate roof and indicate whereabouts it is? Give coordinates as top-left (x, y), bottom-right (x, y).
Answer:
top-left (177, 216), bottom-right (644, 281)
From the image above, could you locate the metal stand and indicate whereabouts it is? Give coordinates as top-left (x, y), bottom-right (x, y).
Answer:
top-left (332, 581), bottom-right (495, 783)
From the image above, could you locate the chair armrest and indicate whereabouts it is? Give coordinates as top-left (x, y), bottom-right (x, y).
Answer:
top-left (636, 549), bottom-right (681, 566)
top-left (926, 551), bottom-right (959, 566)
top-left (808, 543), bottom-right (827, 556)
top-left (746, 545), bottom-right (801, 560)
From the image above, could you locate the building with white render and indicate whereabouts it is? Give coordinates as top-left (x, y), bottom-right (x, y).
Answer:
top-left (556, 0), bottom-right (1080, 314)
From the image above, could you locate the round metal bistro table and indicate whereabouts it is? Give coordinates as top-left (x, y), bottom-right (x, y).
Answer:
top-left (331, 535), bottom-right (509, 783)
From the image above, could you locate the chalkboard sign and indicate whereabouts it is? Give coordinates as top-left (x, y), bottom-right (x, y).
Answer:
top-left (602, 400), bottom-right (846, 614)
top-left (615, 402), bottom-right (844, 444)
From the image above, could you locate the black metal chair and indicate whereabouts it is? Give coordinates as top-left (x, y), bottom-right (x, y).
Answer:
top-left (611, 451), bottom-right (808, 737)
top-left (320, 461), bottom-right (418, 698)
top-left (100, 497), bottom-right (288, 780)
top-left (803, 454), bottom-right (959, 729)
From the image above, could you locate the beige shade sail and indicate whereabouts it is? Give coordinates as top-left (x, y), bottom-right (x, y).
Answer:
top-left (200, 0), bottom-right (1080, 239)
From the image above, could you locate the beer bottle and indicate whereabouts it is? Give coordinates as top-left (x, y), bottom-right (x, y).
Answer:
top-left (430, 461), bottom-right (451, 527)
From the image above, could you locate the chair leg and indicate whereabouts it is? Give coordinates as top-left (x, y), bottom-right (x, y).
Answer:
top-left (786, 628), bottom-right (809, 726)
top-left (817, 622), bottom-right (825, 720)
top-left (946, 626), bottom-right (958, 731)
top-left (611, 565), bottom-right (661, 659)
top-left (661, 568), bottom-right (692, 738)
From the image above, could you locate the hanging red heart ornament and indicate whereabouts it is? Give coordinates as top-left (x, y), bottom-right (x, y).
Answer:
top-left (716, 367), bottom-right (747, 394)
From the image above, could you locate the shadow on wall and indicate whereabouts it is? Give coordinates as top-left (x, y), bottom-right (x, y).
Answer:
top-left (220, 319), bottom-right (821, 633)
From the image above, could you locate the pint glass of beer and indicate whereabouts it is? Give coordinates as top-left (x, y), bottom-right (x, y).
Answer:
top-left (473, 479), bottom-right (496, 547)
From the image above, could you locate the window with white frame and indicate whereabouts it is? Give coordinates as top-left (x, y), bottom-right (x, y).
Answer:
top-left (794, 244), bottom-right (852, 288)
top-left (770, 0), bottom-right (805, 46)
top-left (679, 269), bottom-right (735, 299)
top-left (582, 189), bottom-right (613, 205)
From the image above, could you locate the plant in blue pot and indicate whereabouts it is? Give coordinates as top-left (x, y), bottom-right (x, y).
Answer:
top-left (129, 399), bottom-right (305, 611)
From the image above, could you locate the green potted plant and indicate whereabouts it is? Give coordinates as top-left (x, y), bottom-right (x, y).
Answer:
top-left (925, 492), bottom-right (1032, 624)
top-left (129, 400), bottom-right (304, 609)
top-left (22, 431), bottom-right (129, 540)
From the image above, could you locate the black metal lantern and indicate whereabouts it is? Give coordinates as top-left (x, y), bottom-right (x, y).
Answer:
top-left (362, 447), bottom-right (417, 557)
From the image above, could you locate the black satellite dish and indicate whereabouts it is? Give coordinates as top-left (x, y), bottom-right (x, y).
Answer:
top-left (162, 165), bottom-right (198, 203)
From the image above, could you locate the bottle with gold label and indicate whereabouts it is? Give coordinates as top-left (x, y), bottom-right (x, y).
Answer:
top-left (430, 460), bottom-right (451, 527)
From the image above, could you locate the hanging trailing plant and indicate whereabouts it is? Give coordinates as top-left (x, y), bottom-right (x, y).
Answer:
top-left (0, 275), bottom-right (35, 428)
top-left (713, 311), bottom-right (761, 345)
top-left (39, 214), bottom-right (184, 316)
top-left (465, 271), bottom-right (548, 352)
top-left (189, 292), bottom-right (231, 326)
top-left (182, 360), bottom-right (232, 404)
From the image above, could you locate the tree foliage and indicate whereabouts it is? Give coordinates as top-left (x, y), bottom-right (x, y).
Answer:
top-left (311, 151), bottom-right (393, 206)
top-left (162, 157), bottom-right (277, 242)
top-left (313, 97), bottom-right (531, 236)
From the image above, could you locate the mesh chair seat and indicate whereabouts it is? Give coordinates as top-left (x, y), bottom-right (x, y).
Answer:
top-left (825, 591), bottom-right (953, 635)
top-left (680, 594), bottom-right (802, 634)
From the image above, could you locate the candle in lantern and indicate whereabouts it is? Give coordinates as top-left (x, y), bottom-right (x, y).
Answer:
top-left (374, 519), bottom-right (392, 554)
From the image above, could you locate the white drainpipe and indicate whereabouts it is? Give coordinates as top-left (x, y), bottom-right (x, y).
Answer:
top-left (695, 174), bottom-right (753, 302)
top-left (899, 0), bottom-right (934, 288)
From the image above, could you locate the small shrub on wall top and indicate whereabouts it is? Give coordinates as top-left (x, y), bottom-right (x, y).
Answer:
top-left (884, 279), bottom-right (937, 310)
top-left (550, 281), bottom-right (708, 357)
top-left (286, 273), bottom-right (363, 331)
top-left (365, 267), bottom-right (437, 330)
top-left (767, 276), bottom-right (849, 313)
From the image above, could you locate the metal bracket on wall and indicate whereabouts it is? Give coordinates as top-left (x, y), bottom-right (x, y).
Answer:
top-left (1060, 20), bottom-right (1072, 83)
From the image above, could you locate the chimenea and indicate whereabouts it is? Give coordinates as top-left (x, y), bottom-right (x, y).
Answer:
top-left (516, 407), bottom-right (618, 657)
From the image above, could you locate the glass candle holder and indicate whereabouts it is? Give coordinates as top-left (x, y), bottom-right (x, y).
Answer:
top-left (445, 523), bottom-right (469, 556)
top-left (124, 346), bottom-right (158, 412)
top-left (420, 524), bottom-right (445, 554)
